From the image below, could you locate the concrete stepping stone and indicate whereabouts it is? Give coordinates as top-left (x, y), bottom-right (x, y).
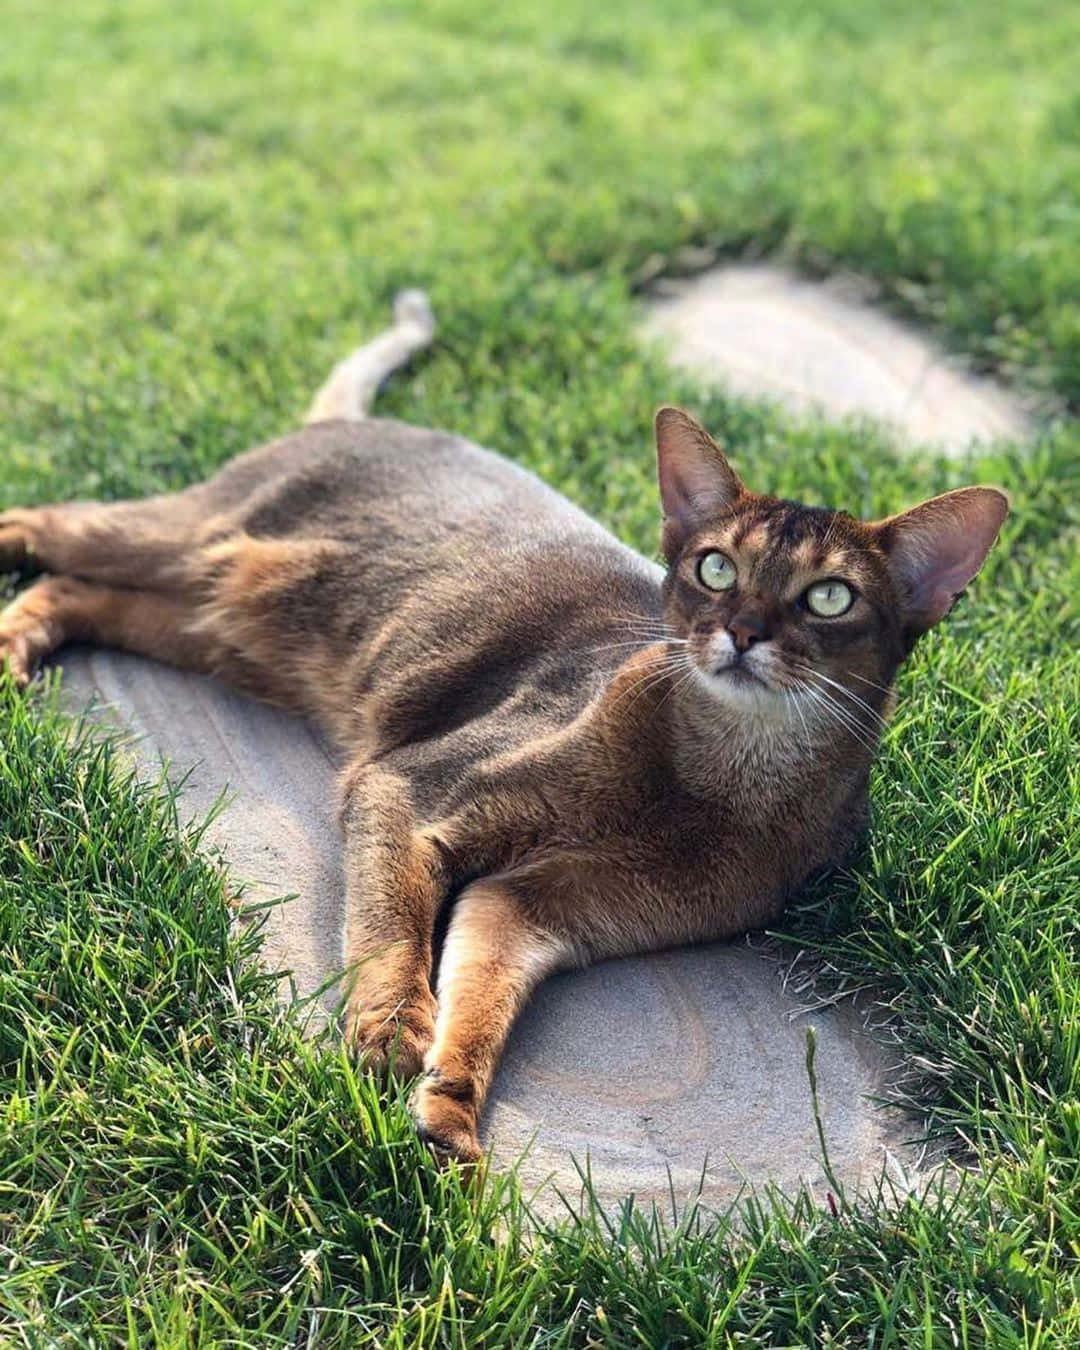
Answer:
top-left (640, 263), bottom-right (1033, 452)
top-left (57, 649), bottom-right (918, 1217)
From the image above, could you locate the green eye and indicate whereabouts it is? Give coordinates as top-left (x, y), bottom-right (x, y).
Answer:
top-left (698, 552), bottom-right (737, 591)
top-left (805, 580), bottom-right (854, 617)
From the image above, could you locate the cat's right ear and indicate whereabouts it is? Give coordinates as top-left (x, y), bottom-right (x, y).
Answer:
top-left (655, 407), bottom-right (744, 560)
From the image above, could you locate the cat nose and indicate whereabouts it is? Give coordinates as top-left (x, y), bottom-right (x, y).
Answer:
top-left (726, 611), bottom-right (768, 653)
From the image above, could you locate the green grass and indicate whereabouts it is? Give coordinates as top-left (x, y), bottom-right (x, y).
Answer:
top-left (2, 0), bottom-right (1079, 1343)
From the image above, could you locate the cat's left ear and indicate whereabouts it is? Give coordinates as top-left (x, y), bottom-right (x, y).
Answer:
top-left (655, 407), bottom-right (744, 559)
top-left (874, 486), bottom-right (1009, 634)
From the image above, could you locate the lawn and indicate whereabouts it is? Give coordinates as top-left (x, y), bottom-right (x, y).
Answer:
top-left (2, 0), bottom-right (1079, 1344)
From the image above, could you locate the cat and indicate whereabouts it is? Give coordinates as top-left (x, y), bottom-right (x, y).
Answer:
top-left (0, 291), bottom-right (1008, 1162)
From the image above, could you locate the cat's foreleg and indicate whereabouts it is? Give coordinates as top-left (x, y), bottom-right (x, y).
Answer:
top-left (0, 496), bottom-right (208, 592)
top-left (409, 879), bottom-right (575, 1163)
top-left (338, 762), bottom-right (451, 1078)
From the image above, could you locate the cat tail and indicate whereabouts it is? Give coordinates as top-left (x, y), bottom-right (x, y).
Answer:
top-left (304, 290), bottom-right (436, 424)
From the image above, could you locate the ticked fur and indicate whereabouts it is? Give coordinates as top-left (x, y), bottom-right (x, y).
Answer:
top-left (0, 295), bottom-right (1008, 1163)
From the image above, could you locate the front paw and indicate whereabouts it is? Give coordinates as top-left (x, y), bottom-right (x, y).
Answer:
top-left (345, 986), bottom-right (437, 1080)
top-left (409, 1069), bottom-right (483, 1165)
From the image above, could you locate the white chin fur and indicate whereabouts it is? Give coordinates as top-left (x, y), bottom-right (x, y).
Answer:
top-left (690, 662), bottom-right (777, 708)
top-left (692, 631), bottom-right (781, 712)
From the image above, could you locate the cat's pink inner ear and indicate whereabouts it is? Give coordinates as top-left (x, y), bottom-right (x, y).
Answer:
top-left (655, 407), bottom-right (743, 556)
top-left (878, 486), bottom-right (1009, 630)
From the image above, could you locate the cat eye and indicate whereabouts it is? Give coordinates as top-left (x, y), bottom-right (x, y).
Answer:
top-left (804, 579), bottom-right (854, 617)
top-left (697, 551), bottom-right (737, 591)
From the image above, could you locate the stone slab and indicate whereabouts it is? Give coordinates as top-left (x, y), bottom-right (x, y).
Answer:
top-left (640, 263), bottom-right (1034, 452)
top-left (57, 648), bottom-right (919, 1217)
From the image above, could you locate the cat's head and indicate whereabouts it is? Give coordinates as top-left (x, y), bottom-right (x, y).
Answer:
top-left (654, 407), bottom-right (1008, 731)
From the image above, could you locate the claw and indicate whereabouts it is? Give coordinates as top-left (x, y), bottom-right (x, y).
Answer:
top-left (409, 1070), bottom-right (483, 1166)
top-left (0, 627), bottom-right (39, 688)
top-left (345, 992), bottom-right (436, 1081)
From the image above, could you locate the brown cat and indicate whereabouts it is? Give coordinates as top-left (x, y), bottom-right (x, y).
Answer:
top-left (0, 293), bottom-right (1008, 1162)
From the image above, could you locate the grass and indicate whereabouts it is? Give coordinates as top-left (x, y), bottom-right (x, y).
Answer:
top-left (2, 0), bottom-right (1079, 1343)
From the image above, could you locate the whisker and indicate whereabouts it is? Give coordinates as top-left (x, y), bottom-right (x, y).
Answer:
top-left (797, 687), bottom-right (871, 750)
top-left (606, 614), bottom-right (673, 632)
top-left (818, 508), bottom-right (840, 559)
top-left (790, 663), bottom-right (888, 728)
top-left (807, 692), bottom-right (877, 752)
top-left (602, 632), bottom-right (679, 647)
top-left (653, 654), bottom-right (700, 715)
top-left (796, 678), bottom-right (870, 733)
top-left (596, 629), bottom-right (678, 646)
top-left (785, 687), bottom-right (814, 757)
top-left (617, 663), bottom-right (685, 718)
top-left (799, 665), bottom-right (887, 715)
top-left (794, 680), bottom-right (877, 752)
top-left (846, 670), bottom-right (894, 696)
top-left (606, 650), bottom-right (687, 716)
top-left (585, 641), bottom-right (665, 657)
top-left (813, 682), bottom-right (888, 732)
top-left (586, 638), bottom-right (690, 656)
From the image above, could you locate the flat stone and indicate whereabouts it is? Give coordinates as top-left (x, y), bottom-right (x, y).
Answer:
top-left (57, 649), bottom-right (346, 1018)
top-left (57, 649), bottom-right (919, 1217)
top-left (640, 263), bottom-right (1033, 452)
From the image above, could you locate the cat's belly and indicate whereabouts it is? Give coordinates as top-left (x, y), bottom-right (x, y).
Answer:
top-left (190, 417), bottom-right (665, 747)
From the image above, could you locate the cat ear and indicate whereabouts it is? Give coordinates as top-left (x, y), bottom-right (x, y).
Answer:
top-left (655, 407), bottom-right (744, 558)
top-left (875, 486), bottom-right (1009, 633)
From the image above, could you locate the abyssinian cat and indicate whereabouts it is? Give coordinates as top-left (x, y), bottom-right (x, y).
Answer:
top-left (0, 292), bottom-right (1008, 1162)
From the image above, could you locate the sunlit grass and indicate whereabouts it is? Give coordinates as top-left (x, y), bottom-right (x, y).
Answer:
top-left (2, 0), bottom-right (1079, 1343)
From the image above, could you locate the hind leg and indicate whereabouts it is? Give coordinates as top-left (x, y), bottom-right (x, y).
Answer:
top-left (0, 576), bottom-right (213, 687)
top-left (0, 493), bottom-right (212, 593)
top-left (1, 289), bottom-right (437, 588)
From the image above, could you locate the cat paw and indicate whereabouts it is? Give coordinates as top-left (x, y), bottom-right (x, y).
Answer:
top-left (345, 988), bottom-right (437, 1080)
top-left (409, 1069), bottom-right (483, 1165)
top-left (0, 612), bottom-right (46, 687)
top-left (0, 508), bottom-right (51, 575)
